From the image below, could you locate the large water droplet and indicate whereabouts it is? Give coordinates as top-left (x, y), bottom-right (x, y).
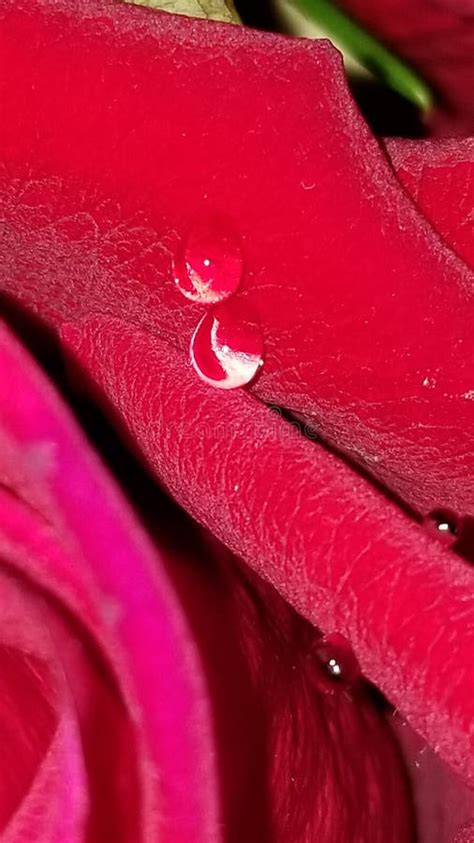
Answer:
top-left (314, 633), bottom-right (361, 687)
top-left (173, 216), bottom-right (243, 304)
top-left (190, 302), bottom-right (264, 390)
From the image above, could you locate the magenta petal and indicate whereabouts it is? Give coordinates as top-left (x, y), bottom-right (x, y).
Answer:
top-left (4, 704), bottom-right (88, 843)
top-left (0, 321), bottom-right (223, 843)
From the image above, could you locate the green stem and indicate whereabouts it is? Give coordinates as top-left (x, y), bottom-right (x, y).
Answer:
top-left (292, 0), bottom-right (433, 111)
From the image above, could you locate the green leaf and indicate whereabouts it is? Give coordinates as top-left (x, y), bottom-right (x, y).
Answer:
top-left (127, 0), bottom-right (240, 24)
top-left (283, 0), bottom-right (433, 112)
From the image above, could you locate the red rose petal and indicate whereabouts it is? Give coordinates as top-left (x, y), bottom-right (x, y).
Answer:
top-left (385, 137), bottom-right (474, 269)
top-left (1, 0), bottom-right (474, 522)
top-left (61, 316), bottom-right (474, 794)
top-left (0, 320), bottom-right (421, 843)
top-left (0, 2), bottom-right (473, 836)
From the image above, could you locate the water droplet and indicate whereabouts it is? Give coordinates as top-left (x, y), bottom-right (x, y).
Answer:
top-left (327, 657), bottom-right (342, 677)
top-left (190, 302), bottom-right (264, 390)
top-left (424, 510), bottom-right (459, 546)
top-left (314, 633), bottom-right (361, 687)
top-left (173, 216), bottom-right (243, 304)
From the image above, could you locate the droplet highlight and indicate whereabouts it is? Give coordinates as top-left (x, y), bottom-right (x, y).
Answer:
top-left (327, 657), bottom-right (342, 678)
top-left (314, 633), bottom-right (361, 687)
top-left (190, 302), bottom-right (264, 390)
top-left (173, 216), bottom-right (243, 304)
top-left (424, 509), bottom-right (459, 546)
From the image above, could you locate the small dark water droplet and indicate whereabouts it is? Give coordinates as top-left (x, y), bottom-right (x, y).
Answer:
top-left (327, 657), bottom-right (343, 678)
top-left (424, 509), bottom-right (459, 546)
top-left (190, 301), bottom-right (264, 390)
top-left (173, 216), bottom-right (243, 304)
top-left (314, 633), bottom-right (361, 687)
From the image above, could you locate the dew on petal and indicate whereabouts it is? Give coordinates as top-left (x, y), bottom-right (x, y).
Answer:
top-left (190, 302), bottom-right (264, 390)
top-left (327, 657), bottom-right (342, 677)
top-left (314, 633), bottom-right (361, 687)
top-left (173, 216), bottom-right (243, 304)
top-left (424, 509), bottom-right (459, 546)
